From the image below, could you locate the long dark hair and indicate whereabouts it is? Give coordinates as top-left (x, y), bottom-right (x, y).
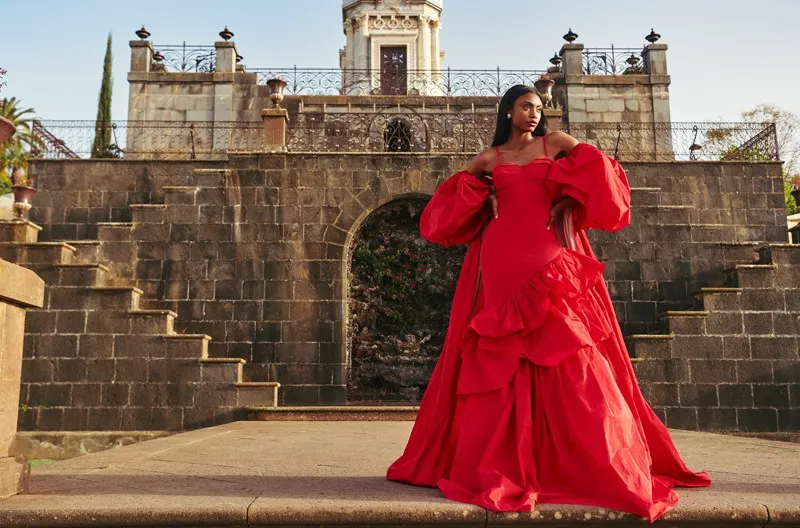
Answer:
top-left (491, 84), bottom-right (548, 147)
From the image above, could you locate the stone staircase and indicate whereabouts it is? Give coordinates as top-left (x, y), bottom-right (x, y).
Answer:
top-left (0, 219), bottom-right (279, 432)
top-left (628, 243), bottom-right (800, 432)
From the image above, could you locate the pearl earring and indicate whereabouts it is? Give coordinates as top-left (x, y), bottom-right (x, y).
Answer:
top-left (507, 113), bottom-right (511, 119)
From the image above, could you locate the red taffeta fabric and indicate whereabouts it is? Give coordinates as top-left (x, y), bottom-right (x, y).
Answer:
top-left (386, 143), bottom-right (711, 522)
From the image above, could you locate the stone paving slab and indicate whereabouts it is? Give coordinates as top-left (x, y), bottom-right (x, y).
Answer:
top-left (0, 421), bottom-right (798, 527)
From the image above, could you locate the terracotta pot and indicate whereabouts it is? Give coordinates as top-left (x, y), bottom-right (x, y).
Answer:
top-left (12, 185), bottom-right (36, 220)
top-left (0, 116), bottom-right (15, 144)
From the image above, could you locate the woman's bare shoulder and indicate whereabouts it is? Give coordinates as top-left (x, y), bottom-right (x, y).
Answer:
top-left (545, 131), bottom-right (579, 156)
top-left (466, 148), bottom-right (496, 175)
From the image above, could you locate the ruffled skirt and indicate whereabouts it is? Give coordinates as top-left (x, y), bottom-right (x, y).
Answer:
top-left (388, 248), bottom-right (710, 522)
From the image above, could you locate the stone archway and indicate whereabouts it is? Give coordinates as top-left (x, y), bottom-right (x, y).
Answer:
top-left (346, 197), bottom-right (466, 403)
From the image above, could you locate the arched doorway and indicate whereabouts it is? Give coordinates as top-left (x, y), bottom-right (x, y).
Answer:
top-left (347, 198), bottom-right (466, 403)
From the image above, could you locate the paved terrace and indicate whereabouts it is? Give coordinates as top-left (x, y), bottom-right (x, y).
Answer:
top-left (0, 421), bottom-right (798, 527)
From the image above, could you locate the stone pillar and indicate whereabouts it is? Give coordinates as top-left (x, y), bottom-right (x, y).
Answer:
top-left (215, 41), bottom-right (237, 73)
top-left (0, 258), bottom-right (44, 499)
top-left (128, 41), bottom-right (153, 122)
top-left (643, 43), bottom-right (668, 76)
top-left (129, 40), bottom-right (153, 73)
top-left (212, 41), bottom-right (237, 151)
top-left (559, 43), bottom-right (584, 76)
top-left (261, 108), bottom-right (289, 151)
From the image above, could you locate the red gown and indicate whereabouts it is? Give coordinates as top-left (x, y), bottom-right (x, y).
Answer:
top-left (386, 143), bottom-right (711, 522)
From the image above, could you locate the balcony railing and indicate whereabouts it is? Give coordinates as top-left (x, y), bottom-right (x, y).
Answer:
top-left (250, 67), bottom-right (548, 97)
top-left (29, 119), bottom-right (779, 162)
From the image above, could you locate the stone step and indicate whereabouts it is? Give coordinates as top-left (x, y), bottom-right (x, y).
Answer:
top-left (46, 286), bottom-right (142, 311)
top-left (632, 205), bottom-right (693, 225)
top-left (627, 334), bottom-right (673, 359)
top-left (163, 186), bottom-right (200, 205)
top-left (245, 405), bottom-right (420, 421)
top-left (0, 220), bottom-right (41, 243)
top-left (692, 287), bottom-right (743, 312)
top-left (0, 242), bottom-right (76, 265)
top-left (759, 244), bottom-right (800, 265)
top-left (660, 310), bottom-right (710, 335)
top-left (198, 358), bottom-right (244, 383)
top-left (24, 263), bottom-right (110, 287)
top-left (64, 241), bottom-right (101, 264)
top-left (717, 242), bottom-right (760, 264)
top-left (162, 334), bottom-right (211, 358)
top-left (236, 382), bottom-right (281, 407)
top-left (725, 264), bottom-right (777, 288)
top-left (129, 309), bottom-right (177, 335)
top-left (130, 204), bottom-right (166, 224)
top-left (630, 187), bottom-right (661, 206)
top-left (96, 222), bottom-right (133, 242)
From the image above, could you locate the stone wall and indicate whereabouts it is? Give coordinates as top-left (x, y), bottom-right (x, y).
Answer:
top-left (26, 155), bottom-right (789, 411)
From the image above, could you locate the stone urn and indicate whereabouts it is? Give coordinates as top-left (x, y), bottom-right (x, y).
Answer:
top-left (0, 116), bottom-right (14, 144)
top-left (534, 77), bottom-right (556, 108)
top-left (11, 168), bottom-right (36, 220)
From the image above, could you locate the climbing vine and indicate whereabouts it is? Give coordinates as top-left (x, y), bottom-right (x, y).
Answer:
top-left (348, 199), bottom-right (466, 402)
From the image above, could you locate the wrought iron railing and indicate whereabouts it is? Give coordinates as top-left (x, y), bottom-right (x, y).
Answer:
top-left (583, 47), bottom-right (645, 75)
top-left (286, 110), bottom-right (497, 153)
top-left (29, 119), bottom-right (780, 162)
top-left (565, 122), bottom-right (779, 162)
top-left (30, 120), bottom-right (262, 160)
top-left (151, 43), bottom-right (216, 73)
top-left (251, 67), bottom-right (548, 96)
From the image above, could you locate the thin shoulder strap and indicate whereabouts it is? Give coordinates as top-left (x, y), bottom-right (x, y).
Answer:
top-left (541, 136), bottom-right (549, 159)
top-left (494, 146), bottom-right (502, 162)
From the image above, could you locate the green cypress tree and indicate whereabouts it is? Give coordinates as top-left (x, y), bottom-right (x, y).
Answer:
top-left (92, 34), bottom-right (114, 157)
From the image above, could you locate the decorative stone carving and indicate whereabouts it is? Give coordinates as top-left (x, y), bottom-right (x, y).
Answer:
top-left (370, 15), bottom-right (419, 31)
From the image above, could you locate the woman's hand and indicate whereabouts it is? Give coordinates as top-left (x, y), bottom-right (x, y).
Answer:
top-left (547, 196), bottom-right (579, 229)
top-left (477, 172), bottom-right (498, 219)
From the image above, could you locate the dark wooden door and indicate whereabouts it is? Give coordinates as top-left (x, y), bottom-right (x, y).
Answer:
top-left (380, 46), bottom-right (407, 95)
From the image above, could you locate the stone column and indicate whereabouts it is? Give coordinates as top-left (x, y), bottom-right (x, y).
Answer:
top-left (352, 15), bottom-right (370, 94)
top-left (0, 258), bottom-right (44, 499)
top-left (419, 15), bottom-right (432, 73)
top-left (430, 20), bottom-right (441, 72)
top-left (261, 108), bottom-right (290, 151)
top-left (343, 19), bottom-right (355, 90)
top-left (356, 14), bottom-right (370, 71)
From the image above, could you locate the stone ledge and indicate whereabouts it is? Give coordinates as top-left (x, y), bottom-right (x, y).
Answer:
top-left (0, 259), bottom-right (44, 309)
top-left (10, 431), bottom-right (172, 461)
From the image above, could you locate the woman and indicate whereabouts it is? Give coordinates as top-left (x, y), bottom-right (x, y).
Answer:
top-left (386, 85), bottom-right (710, 521)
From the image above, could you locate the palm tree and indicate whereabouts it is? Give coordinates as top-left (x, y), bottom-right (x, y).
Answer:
top-left (0, 97), bottom-right (38, 189)
top-left (0, 97), bottom-right (36, 148)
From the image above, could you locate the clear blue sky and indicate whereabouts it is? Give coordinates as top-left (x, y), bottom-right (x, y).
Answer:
top-left (2, 0), bottom-right (798, 123)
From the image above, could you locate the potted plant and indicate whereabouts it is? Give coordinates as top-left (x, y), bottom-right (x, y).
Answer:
top-left (4, 141), bottom-right (35, 220)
